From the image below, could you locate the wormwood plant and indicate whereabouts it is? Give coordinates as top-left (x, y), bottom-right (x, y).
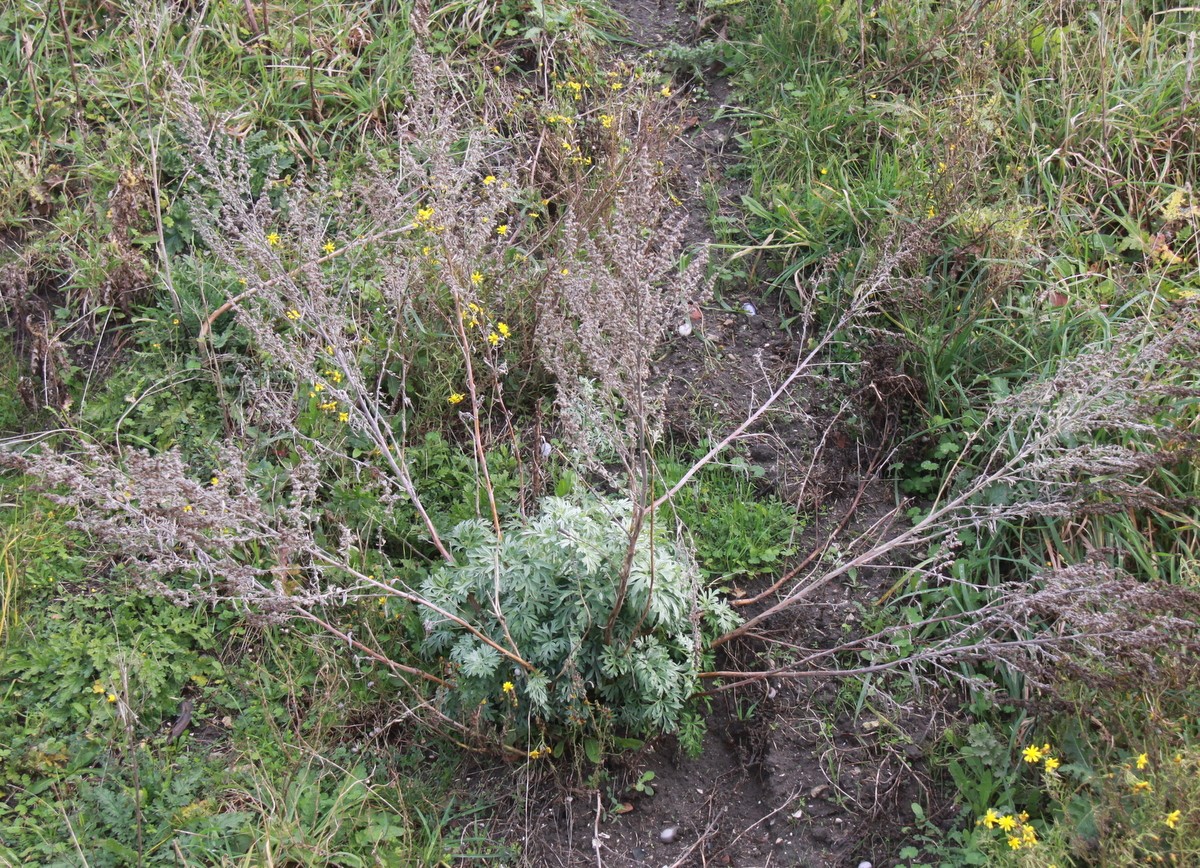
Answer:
top-left (0, 45), bottom-right (735, 757)
top-left (421, 494), bottom-right (739, 740)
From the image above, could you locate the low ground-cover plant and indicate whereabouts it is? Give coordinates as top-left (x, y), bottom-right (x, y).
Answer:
top-left (657, 450), bottom-right (804, 584)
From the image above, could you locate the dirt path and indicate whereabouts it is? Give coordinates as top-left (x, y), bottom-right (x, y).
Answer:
top-left (515, 3), bottom-right (942, 866)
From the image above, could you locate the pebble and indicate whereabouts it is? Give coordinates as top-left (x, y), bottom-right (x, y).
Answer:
top-left (677, 320), bottom-right (693, 337)
top-left (790, 808), bottom-right (804, 819)
top-left (742, 302), bottom-right (757, 316)
top-left (858, 862), bottom-right (874, 868)
top-left (659, 826), bottom-right (678, 843)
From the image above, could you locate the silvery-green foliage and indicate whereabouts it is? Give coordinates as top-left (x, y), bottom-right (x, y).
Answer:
top-left (420, 494), bottom-right (739, 736)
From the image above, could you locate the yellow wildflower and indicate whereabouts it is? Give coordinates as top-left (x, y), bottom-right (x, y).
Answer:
top-left (182, 504), bottom-right (193, 513)
top-left (1165, 810), bottom-right (1182, 829)
top-left (560, 268), bottom-right (570, 275)
top-left (1132, 780), bottom-right (1152, 794)
top-left (471, 271), bottom-right (485, 285)
top-left (982, 809), bottom-right (1000, 829)
top-left (496, 224), bottom-right (509, 236)
top-left (448, 393), bottom-right (465, 405)
top-left (497, 322), bottom-right (511, 337)
top-left (997, 815), bottom-right (1017, 832)
top-left (1007, 837), bottom-right (1021, 851)
top-left (600, 114), bottom-right (614, 129)
top-left (483, 175), bottom-right (496, 185)
top-left (1021, 824), bottom-right (1038, 845)
top-left (1023, 744), bottom-right (1045, 764)
top-left (416, 206), bottom-right (434, 223)
top-left (92, 681), bottom-right (106, 694)
top-left (210, 476), bottom-right (220, 487)
top-left (502, 681), bottom-right (515, 694)
top-left (1137, 753), bottom-right (1149, 770)
top-left (267, 232), bottom-right (281, 247)
top-left (488, 332), bottom-right (501, 346)
top-left (323, 241), bottom-right (336, 254)
top-left (660, 85), bottom-right (672, 97)
top-left (338, 411), bottom-right (349, 422)
top-left (1044, 756), bottom-right (1061, 772)
top-left (286, 309), bottom-right (301, 320)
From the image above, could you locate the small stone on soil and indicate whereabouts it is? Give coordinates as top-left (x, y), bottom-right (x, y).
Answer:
top-left (659, 826), bottom-right (678, 843)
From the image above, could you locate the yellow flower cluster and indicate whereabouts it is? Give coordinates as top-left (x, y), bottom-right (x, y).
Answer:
top-left (975, 744), bottom-right (1068, 853)
top-left (458, 301), bottom-right (512, 350)
top-left (980, 809), bottom-right (1039, 850)
top-left (1022, 742), bottom-right (1061, 772)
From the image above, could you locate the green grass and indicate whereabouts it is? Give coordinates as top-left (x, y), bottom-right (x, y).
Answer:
top-left (0, 585), bottom-right (500, 865)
